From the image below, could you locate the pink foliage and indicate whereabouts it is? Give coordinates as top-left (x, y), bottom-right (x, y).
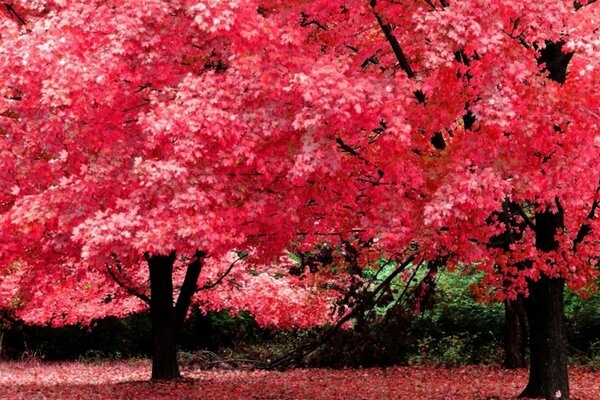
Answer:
top-left (0, 0), bottom-right (599, 327)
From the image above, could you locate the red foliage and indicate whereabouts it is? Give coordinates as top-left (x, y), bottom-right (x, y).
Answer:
top-left (0, 0), bottom-right (598, 326)
top-left (0, 362), bottom-right (598, 399)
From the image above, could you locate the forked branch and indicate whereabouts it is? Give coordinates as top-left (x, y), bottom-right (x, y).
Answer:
top-left (174, 250), bottom-right (207, 330)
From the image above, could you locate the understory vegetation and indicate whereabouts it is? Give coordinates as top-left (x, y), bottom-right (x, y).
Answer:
top-left (2, 272), bottom-right (599, 370)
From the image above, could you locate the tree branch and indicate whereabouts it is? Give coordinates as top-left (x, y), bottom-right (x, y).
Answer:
top-left (265, 255), bottom-right (417, 369)
top-left (105, 256), bottom-right (150, 304)
top-left (370, 0), bottom-right (415, 79)
top-left (174, 250), bottom-right (207, 331)
top-left (514, 203), bottom-right (536, 231)
top-left (4, 3), bottom-right (26, 26)
top-left (335, 137), bottom-right (366, 160)
top-left (197, 253), bottom-right (246, 292)
top-left (573, 184), bottom-right (600, 251)
top-left (575, 0), bottom-right (598, 11)
top-left (300, 11), bottom-right (328, 30)
top-left (420, 0), bottom-right (438, 10)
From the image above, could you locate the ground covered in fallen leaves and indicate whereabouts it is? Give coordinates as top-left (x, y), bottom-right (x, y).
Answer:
top-left (1, 361), bottom-right (599, 399)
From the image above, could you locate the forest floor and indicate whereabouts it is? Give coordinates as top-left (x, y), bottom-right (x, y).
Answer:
top-left (0, 361), bottom-right (599, 399)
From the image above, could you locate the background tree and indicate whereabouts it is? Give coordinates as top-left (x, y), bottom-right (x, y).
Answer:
top-left (255, 2), bottom-right (600, 399)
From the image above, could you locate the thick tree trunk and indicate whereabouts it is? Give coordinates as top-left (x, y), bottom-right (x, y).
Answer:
top-left (147, 252), bottom-right (180, 381)
top-left (519, 208), bottom-right (569, 399)
top-left (503, 297), bottom-right (527, 369)
top-left (519, 277), bottom-right (569, 399)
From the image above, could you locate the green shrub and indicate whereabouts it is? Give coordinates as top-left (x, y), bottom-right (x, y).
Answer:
top-left (588, 341), bottom-right (600, 371)
top-left (407, 333), bottom-right (503, 367)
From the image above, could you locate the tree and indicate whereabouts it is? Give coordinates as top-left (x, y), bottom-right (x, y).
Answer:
top-left (503, 297), bottom-right (528, 369)
top-left (251, 2), bottom-right (599, 399)
top-left (0, 0), bottom-right (338, 380)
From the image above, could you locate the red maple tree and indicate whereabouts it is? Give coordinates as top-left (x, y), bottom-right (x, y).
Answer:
top-left (0, 0), bottom-right (340, 380)
top-left (257, 1), bottom-right (599, 398)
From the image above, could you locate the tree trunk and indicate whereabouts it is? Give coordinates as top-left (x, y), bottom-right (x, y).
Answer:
top-left (519, 277), bottom-right (569, 399)
top-left (519, 208), bottom-right (569, 399)
top-left (503, 297), bottom-right (527, 369)
top-left (147, 252), bottom-right (180, 381)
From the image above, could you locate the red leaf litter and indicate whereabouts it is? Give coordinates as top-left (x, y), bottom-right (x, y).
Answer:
top-left (0, 362), bottom-right (598, 399)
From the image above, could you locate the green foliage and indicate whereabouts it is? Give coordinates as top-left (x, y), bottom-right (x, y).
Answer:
top-left (407, 333), bottom-right (502, 366)
top-left (589, 341), bottom-right (600, 371)
top-left (411, 271), bottom-right (503, 337)
top-left (408, 335), bottom-right (467, 366)
top-left (402, 270), bottom-right (503, 367)
top-left (564, 288), bottom-right (600, 355)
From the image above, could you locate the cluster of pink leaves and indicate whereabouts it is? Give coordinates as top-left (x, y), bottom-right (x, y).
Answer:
top-left (280, 0), bottom-right (599, 297)
top-left (1, 361), bottom-right (599, 399)
top-left (0, 253), bottom-right (339, 328)
top-left (192, 257), bottom-right (339, 328)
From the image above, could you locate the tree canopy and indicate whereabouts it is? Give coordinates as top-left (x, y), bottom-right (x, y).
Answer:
top-left (1, 0), bottom-right (599, 396)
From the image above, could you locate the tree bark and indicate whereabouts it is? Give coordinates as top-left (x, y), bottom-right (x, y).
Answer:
top-left (503, 297), bottom-right (527, 369)
top-left (147, 252), bottom-right (180, 381)
top-left (519, 277), bottom-right (569, 399)
top-left (519, 208), bottom-right (569, 399)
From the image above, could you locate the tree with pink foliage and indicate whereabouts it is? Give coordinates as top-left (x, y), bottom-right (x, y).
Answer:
top-left (0, 0), bottom-right (339, 380)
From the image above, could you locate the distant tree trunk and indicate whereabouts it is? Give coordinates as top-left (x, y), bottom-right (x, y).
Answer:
top-left (519, 208), bottom-right (569, 399)
top-left (147, 252), bottom-right (180, 381)
top-left (503, 297), bottom-right (527, 369)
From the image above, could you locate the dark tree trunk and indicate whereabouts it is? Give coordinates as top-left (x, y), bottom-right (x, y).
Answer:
top-left (519, 277), bottom-right (569, 399)
top-left (147, 252), bottom-right (180, 381)
top-left (503, 297), bottom-right (527, 369)
top-left (519, 208), bottom-right (569, 399)
top-left (145, 251), bottom-right (206, 381)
